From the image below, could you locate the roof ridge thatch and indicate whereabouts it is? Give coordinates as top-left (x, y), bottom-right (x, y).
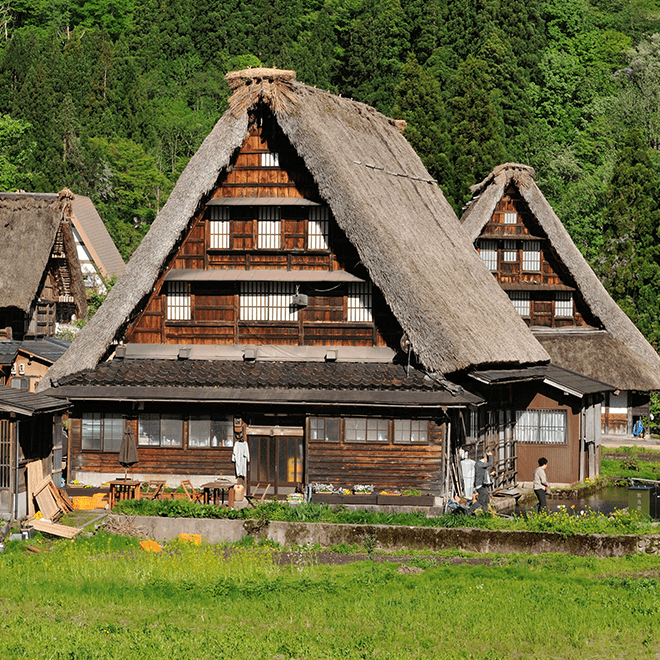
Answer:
top-left (41, 69), bottom-right (549, 390)
top-left (460, 163), bottom-right (660, 387)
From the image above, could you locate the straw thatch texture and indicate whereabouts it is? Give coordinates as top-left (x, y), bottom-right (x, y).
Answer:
top-left (461, 163), bottom-right (660, 389)
top-left (42, 71), bottom-right (548, 389)
top-left (533, 329), bottom-right (660, 391)
top-left (0, 192), bottom-right (83, 313)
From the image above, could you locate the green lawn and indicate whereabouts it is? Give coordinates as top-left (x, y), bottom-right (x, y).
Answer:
top-left (602, 445), bottom-right (660, 481)
top-left (2, 533), bottom-right (660, 659)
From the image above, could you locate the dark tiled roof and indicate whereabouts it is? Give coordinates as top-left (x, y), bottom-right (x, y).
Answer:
top-left (59, 359), bottom-right (451, 391)
top-left (0, 383), bottom-right (69, 415)
top-left (0, 341), bottom-right (20, 365)
top-left (20, 338), bottom-right (71, 363)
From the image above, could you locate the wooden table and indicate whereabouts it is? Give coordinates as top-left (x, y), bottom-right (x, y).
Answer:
top-left (109, 479), bottom-right (142, 509)
top-left (201, 481), bottom-right (235, 508)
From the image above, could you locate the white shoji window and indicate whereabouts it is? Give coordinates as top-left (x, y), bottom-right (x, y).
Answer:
top-left (257, 206), bottom-right (281, 249)
top-left (260, 152), bottom-right (279, 167)
top-left (522, 241), bottom-right (541, 271)
top-left (478, 240), bottom-right (498, 270)
top-left (555, 292), bottom-right (573, 317)
top-left (209, 206), bottom-right (230, 249)
top-left (502, 240), bottom-right (518, 262)
top-left (345, 418), bottom-right (389, 443)
top-left (189, 417), bottom-right (234, 447)
top-left (308, 207), bottom-right (329, 250)
top-left (239, 282), bottom-right (298, 321)
top-left (347, 282), bottom-right (372, 322)
top-left (166, 282), bottom-right (191, 321)
top-left (504, 212), bottom-right (518, 224)
top-left (515, 409), bottom-right (566, 444)
top-left (508, 291), bottom-right (530, 316)
top-left (393, 419), bottom-right (429, 444)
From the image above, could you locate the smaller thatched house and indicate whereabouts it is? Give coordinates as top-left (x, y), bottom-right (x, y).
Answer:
top-left (69, 194), bottom-right (125, 293)
top-left (41, 69), bottom-right (606, 496)
top-left (0, 384), bottom-right (68, 520)
top-left (0, 190), bottom-right (87, 340)
top-left (461, 163), bottom-right (660, 458)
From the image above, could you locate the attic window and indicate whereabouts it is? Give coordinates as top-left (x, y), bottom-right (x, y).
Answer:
top-left (257, 207), bottom-right (281, 249)
top-left (239, 282), bottom-right (298, 321)
top-left (166, 282), bottom-right (191, 321)
top-left (508, 291), bottom-right (530, 317)
top-left (504, 212), bottom-right (517, 224)
top-left (261, 152), bottom-right (279, 167)
top-left (347, 283), bottom-right (372, 322)
top-left (522, 241), bottom-right (541, 271)
top-left (308, 207), bottom-right (329, 250)
top-left (555, 292), bottom-right (573, 317)
top-left (502, 240), bottom-right (517, 262)
top-left (478, 240), bottom-right (497, 270)
top-left (209, 206), bottom-right (230, 249)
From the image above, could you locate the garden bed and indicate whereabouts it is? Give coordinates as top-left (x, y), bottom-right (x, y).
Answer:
top-left (311, 493), bottom-right (435, 506)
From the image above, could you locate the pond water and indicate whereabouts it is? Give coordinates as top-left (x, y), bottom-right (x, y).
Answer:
top-left (514, 484), bottom-right (630, 515)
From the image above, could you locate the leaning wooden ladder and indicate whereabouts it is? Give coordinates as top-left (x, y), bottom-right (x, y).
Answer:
top-left (246, 483), bottom-right (271, 508)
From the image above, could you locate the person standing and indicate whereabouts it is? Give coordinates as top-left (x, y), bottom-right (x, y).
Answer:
top-left (533, 457), bottom-right (550, 512)
top-left (469, 451), bottom-right (493, 513)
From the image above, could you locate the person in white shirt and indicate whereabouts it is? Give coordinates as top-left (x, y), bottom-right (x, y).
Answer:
top-left (533, 457), bottom-right (550, 512)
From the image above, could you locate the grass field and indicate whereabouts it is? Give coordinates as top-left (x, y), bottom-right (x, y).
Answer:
top-left (602, 445), bottom-right (660, 481)
top-left (2, 533), bottom-right (660, 659)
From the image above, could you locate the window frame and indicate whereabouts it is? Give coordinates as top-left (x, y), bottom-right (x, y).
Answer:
top-left (522, 240), bottom-right (541, 272)
top-left (165, 282), bottom-right (191, 322)
top-left (509, 291), bottom-right (530, 317)
top-left (188, 416), bottom-right (234, 448)
top-left (81, 412), bottom-right (124, 453)
top-left (208, 206), bottom-right (231, 249)
top-left (555, 291), bottom-right (573, 318)
top-left (347, 282), bottom-right (373, 322)
top-left (478, 239), bottom-right (498, 271)
top-left (308, 207), bottom-right (330, 251)
top-left (137, 413), bottom-right (184, 448)
top-left (239, 282), bottom-right (298, 322)
top-left (393, 419), bottom-right (429, 444)
top-left (257, 206), bottom-right (282, 249)
top-left (515, 409), bottom-right (567, 445)
top-left (308, 417), bottom-right (341, 443)
top-left (502, 239), bottom-right (518, 263)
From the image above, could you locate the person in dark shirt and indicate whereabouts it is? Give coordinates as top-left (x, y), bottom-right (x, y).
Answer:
top-left (469, 452), bottom-right (493, 514)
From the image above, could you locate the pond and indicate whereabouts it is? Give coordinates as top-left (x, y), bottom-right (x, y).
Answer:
top-left (515, 484), bottom-right (630, 515)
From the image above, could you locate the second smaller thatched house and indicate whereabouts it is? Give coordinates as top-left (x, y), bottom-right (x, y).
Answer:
top-left (461, 163), bottom-right (660, 451)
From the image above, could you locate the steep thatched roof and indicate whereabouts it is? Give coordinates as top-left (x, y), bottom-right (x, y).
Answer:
top-left (0, 190), bottom-right (86, 315)
top-left (461, 163), bottom-right (660, 390)
top-left (42, 69), bottom-right (548, 389)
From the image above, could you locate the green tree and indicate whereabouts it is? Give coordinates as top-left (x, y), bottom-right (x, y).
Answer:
top-left (0, 112), bottom-right (33, 188)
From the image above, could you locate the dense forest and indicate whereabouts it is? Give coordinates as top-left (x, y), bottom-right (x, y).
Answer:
top-left (1, 0), bottom-right (660, 351)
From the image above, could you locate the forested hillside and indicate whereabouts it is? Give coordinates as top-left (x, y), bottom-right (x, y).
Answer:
top-left (1, 0), bottom-right (660, 348)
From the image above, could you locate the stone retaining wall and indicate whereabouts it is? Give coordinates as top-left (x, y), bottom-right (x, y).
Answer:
top-left (131, 516), bottom-right (660, 557)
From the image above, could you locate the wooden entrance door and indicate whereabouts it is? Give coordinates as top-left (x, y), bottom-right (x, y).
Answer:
top-left (247, 426), bottom-right (304, 498)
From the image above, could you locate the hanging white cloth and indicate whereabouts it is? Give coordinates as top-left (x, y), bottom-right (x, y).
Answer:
top-left (232, 441), bottom-right (250, 478)
top-left (460, 458), bottom-right (476, 499)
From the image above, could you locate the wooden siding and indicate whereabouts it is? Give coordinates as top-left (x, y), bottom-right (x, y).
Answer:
top-left (477, 184), bottom-right (596, 329)
top-left (515, 391), bottom-right (580, 485)
top-left (123, 124), bottom-right (403, 349)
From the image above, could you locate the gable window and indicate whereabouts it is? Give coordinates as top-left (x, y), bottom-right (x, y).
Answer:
top-left (347, 282), bottom-right (372, 322)
top-left (522, 241), bottom-right (541, 271)
top-left (555, 292), bottom-right (573, 317)
top-left (189, 416), bottom-right (234, 447)
top-left (240, 282), bottom-right (298, 321)
top-left (209, 206), bottom-right (230, 249)
top-left (138, 414), bottom-right (183, 447)
top-left (166, 282), bottom-right (191, 321)
top-left (308, 207), bottom-right (330, 250)
top-left (502, 240), bottom-right (517, 262)
top-left (81, 413), bottom-right (123, 452)
top-left (393, 419), bottom-right (429, 444)
top-left (478, 240), bottom-right (497, 270)
top-left (345, 418), bottom-right (389, 443)
top-left (257, 207), bottom-right (281, 249)
top-left (308, 417), bottom-right (340, 442)
top-left (508, 291), bottom-right (530, 316)
top-left (260, 152), bottom-right (279, 167)
top-left (504, 212), bottom-right (518, 224)
top-left (515, 409), bottom-right (566, 444)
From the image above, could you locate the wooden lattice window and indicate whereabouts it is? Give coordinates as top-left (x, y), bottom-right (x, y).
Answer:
top-left (478, 240), bottom-right (497, 270)
top-left (166, 282), bottom-right (191, 321)
top-left (0, 419), bottom-right (11, 489)
top-left (508, 291), bottom-right (530, 316)
top-left (257, 207), bottom-right (281, 249)
top-left (209, 206), bottom-right (230, 249)
top-left (260, 152), bottom-right (279, 167)
top-left (308, 207), bottom-right (329, 250)
top-left (555, 292), bottom-right (573, 317)
top-left (504, 212), bottom-right (518, 224)
top-left (239, 282), bottom-right (298, 321)
top-left (522, 241), bottom-right (541, 271)
top-left (347, 283), bottom-right (372, 322)
top-left (502, 240), bottom-right (517, 262)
